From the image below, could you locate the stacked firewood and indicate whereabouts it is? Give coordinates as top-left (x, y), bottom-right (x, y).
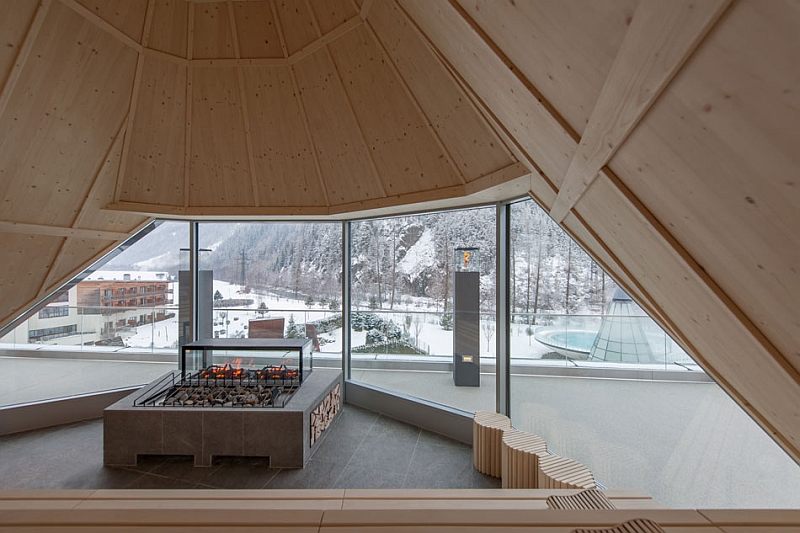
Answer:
top-left (310, 383), bottom-right (341, 445)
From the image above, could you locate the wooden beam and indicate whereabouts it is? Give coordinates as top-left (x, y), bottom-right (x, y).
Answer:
top-left (0, 221), bottom-right (131, 241)
top-left (143, 47), bottom-right (188, 67)
top-left (548, 0), bottom-right (732, 223)
top-left (0, 0), bottom-right (52, 121)
top-left (58, 0), bottom-right (143, 52)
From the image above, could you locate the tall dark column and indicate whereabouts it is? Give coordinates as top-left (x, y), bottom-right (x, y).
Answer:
top-left (454, 248), bottom-right (480, 386)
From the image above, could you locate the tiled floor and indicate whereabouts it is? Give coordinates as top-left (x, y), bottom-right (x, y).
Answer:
top-left (0, 404), bottom-right (500, 490)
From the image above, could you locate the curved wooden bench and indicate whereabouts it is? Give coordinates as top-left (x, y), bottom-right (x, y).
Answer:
top-left (546, 488), bottom-right (615, 510)
top-left (501, 428), bottom-right (548, 488)
top-left (538, 454), bottom-right (596, 490)
top-left (472, 411), bottom-right (511, 477)
top-left (571, 518), bottom-right (665, 533)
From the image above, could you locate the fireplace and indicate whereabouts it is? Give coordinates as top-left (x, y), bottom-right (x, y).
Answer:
top-left (133, 363), bottom-right (301, 408)
top-left (104, 339), bottom-right (341, 468)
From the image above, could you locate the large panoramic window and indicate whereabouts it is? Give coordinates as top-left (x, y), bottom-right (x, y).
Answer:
top-left (349, 207), bottom-right (496, 413)
top-left (507, 198), bottom-right (800, 508)
top-left (196, 222), bottom-right (342, 366)
top-left (0, 221), bottom-right (187, 407)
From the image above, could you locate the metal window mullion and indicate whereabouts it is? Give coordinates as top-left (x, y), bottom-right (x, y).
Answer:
top-left (342, 220), bottom-right (352, 384)
top-left (496, 202), bottom-right (511, 416)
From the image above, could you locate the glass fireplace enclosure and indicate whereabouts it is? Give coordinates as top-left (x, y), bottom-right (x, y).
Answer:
top-left (181, 338), bottom-right (313, 383)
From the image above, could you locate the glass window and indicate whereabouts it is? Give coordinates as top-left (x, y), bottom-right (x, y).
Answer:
top-left (349, 207), bottom-right (496, 413)
top-left (196, 222), bottom-right (342, 366)
top-left (0, 221), bottom-right (187, 407)
top-left (508, 198), bottom-right (800, 508)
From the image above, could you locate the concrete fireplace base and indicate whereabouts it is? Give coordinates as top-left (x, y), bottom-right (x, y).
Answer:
top-left (103, 368), bottom-right (342, 468)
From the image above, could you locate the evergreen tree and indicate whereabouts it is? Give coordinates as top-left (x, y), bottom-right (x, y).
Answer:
top-left (285, 314), bottom-right (302, 338)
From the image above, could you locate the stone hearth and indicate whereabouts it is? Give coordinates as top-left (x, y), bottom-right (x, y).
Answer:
top-left (104, 368), bottom-right (342, 467)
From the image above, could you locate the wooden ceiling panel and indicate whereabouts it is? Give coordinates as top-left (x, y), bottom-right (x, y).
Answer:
top-left (576, 174), bottom-right (800, 461)
top-left (74, 123), bottom-right (150, 233)
top-left (189, 67), bottom-right (254, 207)
top-left (292, 49), bottom-right (383, 205)
top-left (120, 56), bottom-right (187, 207)
top-left (456, 0), bottom-right (636, 136)
top-left (232, 1), bottom-right (283, 59)
top-left (307, 0), bottom-right (358, 35)
top-left (148, 0), bottom-right (188, 58)
top-left (0, 0), bottom-right (39, 87)
top-left (43, 236), bottom-right (121, 300)
top-left (366, 0), bottom-right (513, 183)
top-left (75, 0), bottom-right (149, 44)
top-left (608, 0), bottom-right (800, 370)
top-left (241, 66), bottom-right (326, 206)
top-left (0, 1), bottom-right (137, 226)
top-left (0, 233), bottom-right (62, 327)
top-left (328, 25), bottom-right (460, 196)
top-left (273, 0), bottom-right (318, 56)
top-left (398, 0), bottom-right (575, 188)
top-left (192, 1), bottom-right (235, 59)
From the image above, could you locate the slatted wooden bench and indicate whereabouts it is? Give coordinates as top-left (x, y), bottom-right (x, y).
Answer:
top-left (572, 518), bottom-right (665, 533)
top-left (473, 410), bottom-right (512, 477)
top-left (538, 454), bottom-right (597, 490)
top-left (1, 491), bottom-right (796, 532)
top-left (547, 488), bottom-right (616, 510)
top-left (501, 427), bottom-right (548, 488)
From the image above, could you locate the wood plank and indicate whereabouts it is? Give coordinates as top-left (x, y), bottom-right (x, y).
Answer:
top-left (361, 13), bottom-right (466, 187)
top-left (183, 1), bottom-right (194, 207)
top-left (189, 67), bottom-right (254, 207)
top-left (231, 0), bottom-right (283, 59)
top-left (73, 0), bottom-right (148, 44)
top-left (292, 49), bottom-right (383, 205)
top-left (307, 0), bottom-right (358, 34)
top-left (367, 0), bottom-right (514, 183)
top-left (0, 0), bottom-right (137, 227)
top-left (119, 56), bottom-right (187, 207)
top-left (191, 1), bottom-right (234, 59)
top-left (273, 0), bottom-right (317, 56)
top-left (59, 0), bottom-right (143, 51)
top-left (399, 0), bottom-right (576, 188)
top-left (320, 509), bottom-right (711, 527)
top-left (549, 0), bottom-right (731, 223)
top-left (0, 0), bottom-right (51, 121)
top-left (241, 66), bottom-right (327, 207)
top-left (0, 233), bottom-right (62, 328)
top-left (699, 509), bottom-right (800, 527)
top-left (227, 1), bottom-right (260, 206)
top-left (328, 25), bottom-right (462, 196)
top-left (148, 0), bottom-right (188, 57)
top-left (287, 15), bottom-right (361, 65)
top-left (0, 0), bottom-right (40, 102)
top-left (456, 0), bottom-right (637, 139)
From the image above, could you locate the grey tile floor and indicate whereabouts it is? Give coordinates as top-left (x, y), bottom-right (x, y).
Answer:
top-left (0, 404), bottom-right (500, 490)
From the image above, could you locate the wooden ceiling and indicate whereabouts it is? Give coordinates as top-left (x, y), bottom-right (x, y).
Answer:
top-left (0, 0), bottom-right (798, 463)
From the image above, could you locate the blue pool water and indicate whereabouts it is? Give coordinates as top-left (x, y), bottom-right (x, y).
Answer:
top-left (534, 328), bottom-right (598, 354)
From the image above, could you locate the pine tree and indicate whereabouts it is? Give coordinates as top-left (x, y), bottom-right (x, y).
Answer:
top-left (285, 314), bottom-right (302, 338)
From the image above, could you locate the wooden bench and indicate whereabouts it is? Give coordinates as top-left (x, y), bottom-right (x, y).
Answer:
top-left (501, 427), bottom-right (548, 488)
top-left (538, 454), bottom-right (597, 490)
top-left (546, 488), bottom-right (615, 510)
top-left (1, 491), bottom-right (796, 532)
top-left (571, 518), bottom-right (665, 533)
top-left (472, 410), bottom-right (512, 477)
